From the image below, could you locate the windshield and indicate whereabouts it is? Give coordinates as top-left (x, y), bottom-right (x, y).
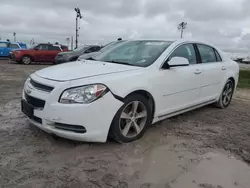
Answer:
top-left (93, 41), bottom-right (172, 67)
top-left (99, 41), bottom-right (124, 52)
top-left (73, 46), bottom-right (89, 52)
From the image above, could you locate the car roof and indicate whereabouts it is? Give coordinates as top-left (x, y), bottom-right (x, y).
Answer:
top-left (0, 40), bottom-right (10, 43)
top-left (125, 39), bottom-right (219, 49)
top-left (39, 43), bottom-right (64, 47)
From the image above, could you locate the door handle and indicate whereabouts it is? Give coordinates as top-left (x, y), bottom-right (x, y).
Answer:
top-left (221, 66), bottom-right (227, 71)
top-left (194, 69), bottom-right (202, 75)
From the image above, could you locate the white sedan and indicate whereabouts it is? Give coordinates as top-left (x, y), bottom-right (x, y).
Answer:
top-left (21, 39), bottom-right (239, 143)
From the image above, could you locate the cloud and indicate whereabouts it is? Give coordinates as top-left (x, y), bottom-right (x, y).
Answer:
top-left (0, 0), bottom-right (249, 52)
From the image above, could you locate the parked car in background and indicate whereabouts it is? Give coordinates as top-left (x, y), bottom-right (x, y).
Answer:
top-left (54, 45), bottom-right (101, 64)
top-left (10, 43), bottom-right (68, 64)
top-left (77, 41), bottom-right (125, 61)
top-left (21, 39), bottom-right (239, 143)
top-left (0, 41), bottom-right (27, 57)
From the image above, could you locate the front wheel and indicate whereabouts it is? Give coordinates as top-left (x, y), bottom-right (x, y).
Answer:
top-left (109, 94), bottom-right (152, 143)
top-left (216, 79), bottom-right (234, 108)
top-left (21, 56), bottom-right (32, 65)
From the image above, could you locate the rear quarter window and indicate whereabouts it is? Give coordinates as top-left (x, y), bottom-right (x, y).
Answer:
top-left (197, 44), bottom-right (217, 63)
top-left (214, 49), bottom-right (222, 62)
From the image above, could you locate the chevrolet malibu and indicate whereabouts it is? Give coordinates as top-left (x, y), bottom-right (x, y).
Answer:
top-left (21, 40), bottom-right (239, 143)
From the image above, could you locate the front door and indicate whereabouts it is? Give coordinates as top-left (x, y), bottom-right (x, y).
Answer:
top-left (156, 43), bottom-right (203, 117)
top-left (47, 45), bottom-right (61, 62)
top-left (36, 44), bottom-right (50, 62)
top-left (196, 44), bottom-right (225, 102)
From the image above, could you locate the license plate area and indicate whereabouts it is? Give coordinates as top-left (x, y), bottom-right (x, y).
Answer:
top-left (21, 99), bottom-right (34, 118)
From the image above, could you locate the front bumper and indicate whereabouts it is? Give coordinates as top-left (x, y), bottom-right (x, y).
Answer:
top-left (22, 75), bottom-right (123, 142)
top-left (10, 53), bottom-right (21, 62)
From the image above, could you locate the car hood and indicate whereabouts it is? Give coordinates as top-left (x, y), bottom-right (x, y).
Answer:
top-left (78, 52), bottom-right (99, 60)
top-left (35, 60), bottom-right (140, 81)
top-left (13, 49), bottom-right (30, 52)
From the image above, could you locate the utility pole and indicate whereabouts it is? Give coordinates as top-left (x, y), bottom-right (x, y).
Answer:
top-left (74, 7), bottom-right (82, 49)
top-left (178, 22), bottom-right (187, 38)
top-left (13, 32), bottom-right (16, 42)
top-left (65, 37), bottom-right (70, 49)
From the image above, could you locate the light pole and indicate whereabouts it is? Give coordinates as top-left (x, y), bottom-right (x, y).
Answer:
top-left (13, 32), bottom-right (16, 42)
top-left (178, 22), bottom-right (187, 38)
top-left (74, 7), bottom-right (82, 49)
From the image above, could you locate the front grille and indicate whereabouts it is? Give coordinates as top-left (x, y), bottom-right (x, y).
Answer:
top-left (25, 93), bottom-right (45, 108)
top-left (54, 123), bottom-right (86, 133)
top-left (30, 79), bottom-right (54, 92)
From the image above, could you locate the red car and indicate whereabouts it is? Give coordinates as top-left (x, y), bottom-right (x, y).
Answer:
top-left (10, 43), bottom-right (68, 64)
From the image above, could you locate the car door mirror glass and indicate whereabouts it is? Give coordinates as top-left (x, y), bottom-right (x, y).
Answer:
top-left (168, 57), bottom-right (189, 68)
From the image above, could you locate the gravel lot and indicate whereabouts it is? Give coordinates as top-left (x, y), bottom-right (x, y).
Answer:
top-left (0, 60), bottom-right (250, 188)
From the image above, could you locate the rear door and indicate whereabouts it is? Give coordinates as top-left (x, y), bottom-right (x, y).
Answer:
top-left (196, 44), bottom-right (225, 102)
top-left (47, 45), bottom-right (62, 61)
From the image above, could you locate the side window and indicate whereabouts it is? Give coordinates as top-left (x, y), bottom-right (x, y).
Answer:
top-left (39, 45), bottom-right (48, 50)
top-left (48, 45), bottom-right (60, 51)
top-left (214, 49), bottom-right (222, 62)
top-left (0, 43), bottom-right (8, 47)
top-left (169, 44), bottom-right (197, 64)
top-left (89, 46), bottom-right (100, 52)
top-left (9, 44), bottom-right (19, 49)
top-left (197, 44), bottom-right (217, 63)
top-left (95, 46), bottom-right (101, 51)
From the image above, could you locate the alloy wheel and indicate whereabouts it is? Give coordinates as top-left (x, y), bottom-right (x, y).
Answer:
top-left (222, 81), bottom-right (233, 106)
top-left (119, 101), bottom-right (147, 138)
top-left (23, 57), bottom-right (31, 64)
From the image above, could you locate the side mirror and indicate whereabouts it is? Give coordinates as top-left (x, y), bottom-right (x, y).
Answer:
top-left (34, 47), bottom-right (39, 51)
top-left (167, 57), bottom-right (189, 68)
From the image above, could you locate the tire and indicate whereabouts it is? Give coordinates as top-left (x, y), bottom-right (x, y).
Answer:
top-left (109, 94), bottom-right (152, 143)
top-left (215, 79), bottom-right (234, 109)
top-left (21, 55), bottom-right (32, 65)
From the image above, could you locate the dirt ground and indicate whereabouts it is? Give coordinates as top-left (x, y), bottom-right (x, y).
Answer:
top-left (0, 60), bottom-right (250, 188)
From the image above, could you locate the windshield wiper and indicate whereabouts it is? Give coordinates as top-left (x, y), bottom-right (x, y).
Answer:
top-left (86, 57), bottom-right (97, 61)
top-left (105, 60), bottom-right (135, 66)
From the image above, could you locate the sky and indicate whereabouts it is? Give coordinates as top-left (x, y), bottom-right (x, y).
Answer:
top-left (0, 0), bottom-right (250, 52)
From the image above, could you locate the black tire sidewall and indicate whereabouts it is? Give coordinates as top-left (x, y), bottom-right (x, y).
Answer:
top-left (110, 94), bottom-right (152, 143)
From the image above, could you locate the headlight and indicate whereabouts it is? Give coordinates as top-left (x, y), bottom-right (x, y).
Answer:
top-left (59, 84), bottom-right (108, 104)
top-left (25, 77), bottom-right (31, 84)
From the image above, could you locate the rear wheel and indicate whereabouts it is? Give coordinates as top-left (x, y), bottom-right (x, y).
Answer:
top-left (110, 94), bottom-right (152, 143)
top-left (216, 79), bottom-right (234, 108)
top-left (21, 56), bottom-right (32, 65)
